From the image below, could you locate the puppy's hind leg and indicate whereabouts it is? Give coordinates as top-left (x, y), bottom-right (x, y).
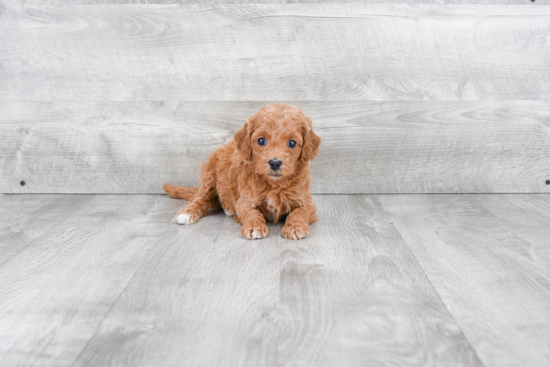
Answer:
top-left (176, 194), bottom-right (219, 224)
top-left (175, 157), bottom-right (220, 225)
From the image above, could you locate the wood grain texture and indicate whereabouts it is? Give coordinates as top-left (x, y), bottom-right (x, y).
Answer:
top-left (276, 195), bottom-right (482, 366)
top-left (0, 195), bottom-right (178, 367)
top-left (473, 194), bottom-right (550, 269)
top-left (2, 194), bottom-right (549, 366)
top-left (72, 201), bottom-right (281, 367)
top-left (0, 194), bottom-right (95, 267)
top-left (379, 194), bottom-right (550, 367)
top-left (2, 101), bottom-right (549, 194)
top-left (1, 3), bottom-right (549, 101)
top-left (71, 195), bottom-right (482, 367)
top-left (0, 194), bottom-right (55, 232)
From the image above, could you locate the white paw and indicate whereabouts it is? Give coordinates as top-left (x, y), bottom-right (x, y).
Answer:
top-left (223, 208), bottom-right (233, 216)
top-left (176, 213), bottom-right (197, 225)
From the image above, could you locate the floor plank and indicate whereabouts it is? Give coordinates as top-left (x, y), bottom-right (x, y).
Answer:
top-left (0, 194), bottom-right (56, 230)
top-left (73, 195), bottom-right (480, 367)
top-left (472, 194), bottom-right (550, 265)
top-left (0, 194), bottom-right (95, 267)
top-left (71, 207), bottom-right (281, 367)
top-left (379, 194), bottom-right (550, 367)
top-left (2, 194), bottom-right (549, 366)
top-left (277, 196), bottom-right (481, 367)
top-left (0, 195), bottom-right (178, 367)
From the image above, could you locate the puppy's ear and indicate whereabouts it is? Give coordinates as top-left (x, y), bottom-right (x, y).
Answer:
top-left (301, 116), bottom-right (322, 162)
top-left (234, 116), bottom-right (255, 162)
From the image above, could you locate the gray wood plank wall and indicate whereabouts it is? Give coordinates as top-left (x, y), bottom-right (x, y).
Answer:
top-left (3, 4), bottom-right (549, 101)
top-left (2, 101), bottom-right (550, 194)
top-left (1, 2), bottom-right (549, 193)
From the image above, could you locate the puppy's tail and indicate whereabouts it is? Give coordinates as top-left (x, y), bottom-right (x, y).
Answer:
top-left (163, 183), bottom-right (198, 201)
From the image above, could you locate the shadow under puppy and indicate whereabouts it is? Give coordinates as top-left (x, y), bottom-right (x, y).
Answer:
top-left (163, 103), bottom-right (321, 240)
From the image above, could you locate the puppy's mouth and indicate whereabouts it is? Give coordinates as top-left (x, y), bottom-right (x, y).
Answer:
top-left (269, 171), bottom-right (282, 178)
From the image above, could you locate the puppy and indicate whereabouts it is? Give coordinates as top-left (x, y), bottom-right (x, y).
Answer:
top-left (163, 103), bottom-right (321, 240)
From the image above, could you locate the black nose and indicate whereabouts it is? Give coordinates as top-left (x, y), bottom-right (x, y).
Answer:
top-left (269, 159), bottom-right (282, 171)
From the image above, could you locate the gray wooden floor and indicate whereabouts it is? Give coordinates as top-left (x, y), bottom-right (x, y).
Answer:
top-left (0, 194), bottom-right (549, 367)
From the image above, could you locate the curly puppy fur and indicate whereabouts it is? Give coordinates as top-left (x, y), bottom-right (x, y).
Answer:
top-left (163, 103), bottom-right (321, 240)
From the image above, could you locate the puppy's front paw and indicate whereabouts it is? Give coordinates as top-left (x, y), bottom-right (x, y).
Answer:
top-left (176, 210), bottom-right (199, 225)
top-left (282, 223), bottom-right (309, 240)
top-left (241, 221), bottom-right (269, 240)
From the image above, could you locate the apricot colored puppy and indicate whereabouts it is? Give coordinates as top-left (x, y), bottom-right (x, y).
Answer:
top-left (163, 103), bottom-right (321, 240)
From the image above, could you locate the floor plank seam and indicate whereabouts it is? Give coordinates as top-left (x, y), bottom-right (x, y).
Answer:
top-left (68, 201), bottom-right (177, 367)
top-left (3, 194), bottom-right (549, 365)
top-left (0, 195), bottom-right (82, 268)
top-left (382, 206), bottom-right (488, 367)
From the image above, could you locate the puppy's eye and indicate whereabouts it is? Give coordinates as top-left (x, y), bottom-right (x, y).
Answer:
top-left (287, 140), bottom-right (297, 148)
top-left (258, 138), bottom-right (267, 146)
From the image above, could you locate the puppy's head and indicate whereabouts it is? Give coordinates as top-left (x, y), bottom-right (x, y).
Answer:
top-left (234, 103), bottom-right (321, 179)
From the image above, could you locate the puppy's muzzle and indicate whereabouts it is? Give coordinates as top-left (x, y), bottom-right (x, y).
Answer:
top-left (269, 159), bottom-right (283, 171)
